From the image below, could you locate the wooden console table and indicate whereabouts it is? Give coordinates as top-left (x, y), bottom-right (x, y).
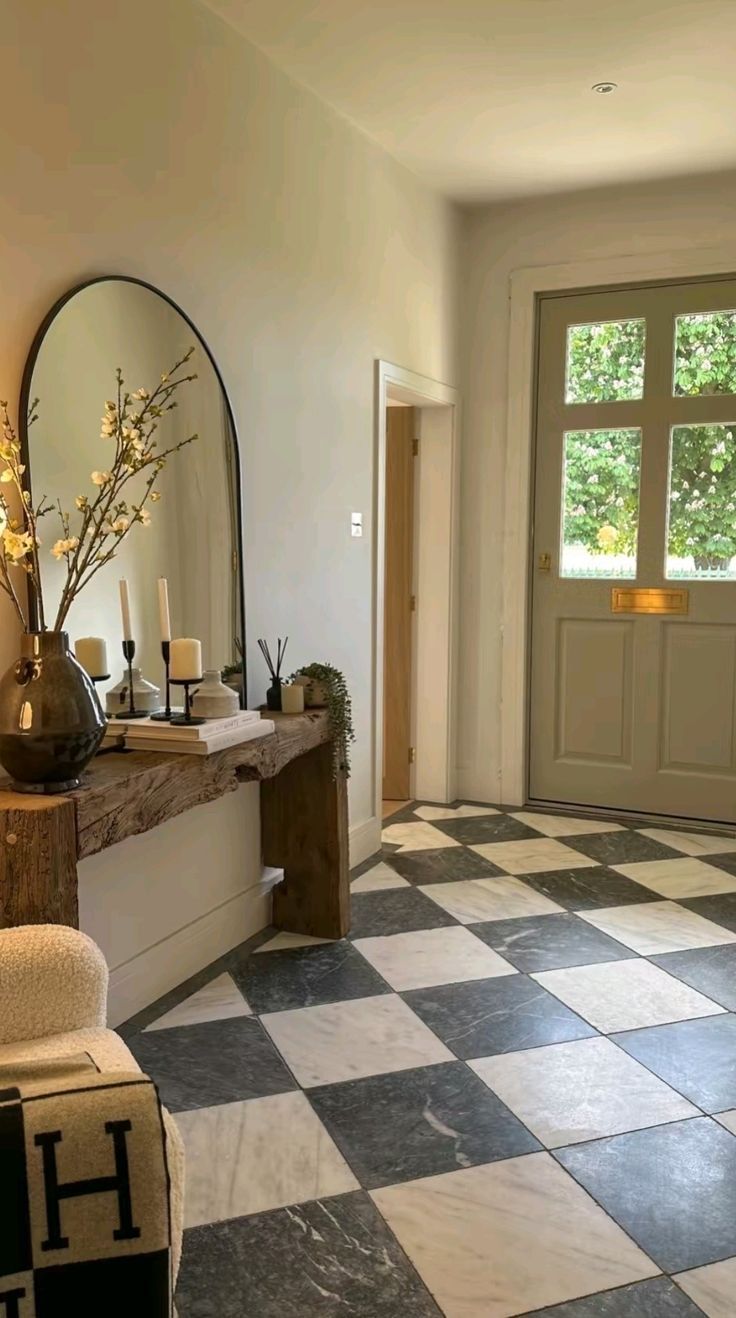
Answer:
top-left (0, 711), bottom-right (350, 938)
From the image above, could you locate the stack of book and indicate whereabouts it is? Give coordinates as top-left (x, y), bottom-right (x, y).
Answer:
top-left (121, 710), bottom-right (275, 755)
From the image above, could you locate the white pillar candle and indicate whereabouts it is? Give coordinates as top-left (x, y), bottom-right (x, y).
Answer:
top-left (281, 683), bottom-right (305, 714)
top-left (157, 577), bottom-right (171, 642)
top-left (170, 638), bottom-right (202, 680)
top-left (75, 636), bottom-right (108, 678)
top-left (119, 578), bottom-right (133, 641)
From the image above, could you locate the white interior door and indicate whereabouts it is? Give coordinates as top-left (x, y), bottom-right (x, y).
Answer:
top-left (529, 277), bottom-right (736, 824)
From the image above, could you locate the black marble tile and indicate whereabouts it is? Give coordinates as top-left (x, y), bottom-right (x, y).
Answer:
top-left (127, 1017), bottom-right (296, 1113)
top-left (614, 1013), bottom-right (736, 1112)
top-left (522, 1277), bottom-right (705, 1316)
top-left (431, 813), bottom-right (542, 845)
top-left (386, 846), bottom-right (507, 885)
top-left (175, 1191), bottom-right (442, 1318)
top-left (701, 852), bottom-right (736, 877)
top-left (347, 886), bottom-right (458, 938)
top-left (350, 851), bottom-right (385, 881)
top-left (568, 831), bottom-right (682, 865)
top-left (470, 912), bottom-right (633, 972)
top-left (403, 974), bottom-right (597, 1059)
top-left (231, 940), bottom-right (391, 1013)
top-left (651, 944), bottom-right (736, 1012)
top-left (308, 1061), bottom-right (540, 1188)
top-left (680, 892), bottom-right (736, 934)
top-left (519, 866), bottom-right (655, 911)
top-left (556, 1117), bottom-right (736, 1273)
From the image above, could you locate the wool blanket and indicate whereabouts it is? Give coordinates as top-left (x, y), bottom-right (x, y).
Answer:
top-left (0, 1053), bottom-right (173, 1316)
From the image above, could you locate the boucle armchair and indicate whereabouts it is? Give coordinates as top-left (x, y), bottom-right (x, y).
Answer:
top-left (0, 924), bottom-right (185, 1280)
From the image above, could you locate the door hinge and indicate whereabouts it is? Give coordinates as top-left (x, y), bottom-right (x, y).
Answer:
top-left (412, 437), bottom-right (419, 457)
top-left (408, 746), bottom-right (416, 764)
top-left (410, 594), bottom-right (417, 612)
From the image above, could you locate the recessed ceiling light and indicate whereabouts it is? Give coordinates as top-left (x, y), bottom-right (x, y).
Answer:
top-left (592, 81), bottom-right (618, 94)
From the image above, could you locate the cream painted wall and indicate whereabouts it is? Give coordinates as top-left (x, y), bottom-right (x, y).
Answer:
top-left (457, 169), bottom-right (736, 802)
top-left (0, 0), bottom-right (458, 834)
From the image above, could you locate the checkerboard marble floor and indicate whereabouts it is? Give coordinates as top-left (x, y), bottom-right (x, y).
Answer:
top-left (121, 801), bottom-right (736, 1317)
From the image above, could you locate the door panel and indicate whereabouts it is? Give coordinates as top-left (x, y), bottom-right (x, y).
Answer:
top-left (530, 278), bottom-right (736, 823)
top-left (383, 406), bottom-right (415, 800)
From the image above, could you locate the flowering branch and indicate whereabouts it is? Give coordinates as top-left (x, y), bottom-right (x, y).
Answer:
top-left (0, 350), bottom-right (198, 632)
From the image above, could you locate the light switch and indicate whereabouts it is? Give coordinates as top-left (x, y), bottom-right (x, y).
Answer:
top-left (351, 513), bottom-right (363, 538)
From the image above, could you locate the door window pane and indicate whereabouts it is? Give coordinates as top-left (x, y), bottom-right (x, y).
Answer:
top-left (565, 319), bottom-right (646, 403)
top-left (666, 423), bottom-right (736, 579)
top-left (561, 428), bottom-right (641, 578)
top-left (674, 310), bottom-right (736, 396)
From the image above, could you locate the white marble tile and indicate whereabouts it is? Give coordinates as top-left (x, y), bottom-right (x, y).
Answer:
top-left (382, 820), bottom-right (461, 852)
top-left (470, 837), bottom-right (597, 874)
top-left (175, 1090), bottom-right (358, 1228)
top-left (351, 862), bottom-right (409, 893)
top-left (371, 1153), bottom-right (658, 1318)
top-left (675, 1257), bottom-right (736, 1317)
top-left (470, 1037), bottom-right (696, 1148)
top-left (414, 804), bottom-right (500, 821)
top-left (261, 994), bottom-right (453, 1087)
top-left (254, 931), bottom-right (332, 953)
top-left (421, 876), bottom-right (564, 924)
top-left (714, 1110), bottom-right (736, 1136)
top-left (613, 856), bottom-right (736, 899)
top-left (510, 812), bottom-right (625, 838)
top-left (353, 926), bottom-right (517, 991)
top-left (533, 959), bottom-right (725, 1033)
top-left (143, 973), bottom-right (251, 1031)
top-left (639, 827), bottom-right (736, 857)
top-left (578, 900), bottom-right (736, 954)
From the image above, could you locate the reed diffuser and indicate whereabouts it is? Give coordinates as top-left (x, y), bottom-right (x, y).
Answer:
top-left (258, 636), bottom-right (288, 711)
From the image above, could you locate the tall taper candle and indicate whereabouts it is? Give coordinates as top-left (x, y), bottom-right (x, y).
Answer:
top-left (157, 577), bottom-right (171, 643)
top-left (170, 638), bottom-right (202, 680)
top-left (119, 579), bottom-right (133, 641)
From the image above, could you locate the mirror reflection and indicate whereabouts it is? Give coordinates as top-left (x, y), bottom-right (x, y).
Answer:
top-left (23, 279), bottom-right (244, 706)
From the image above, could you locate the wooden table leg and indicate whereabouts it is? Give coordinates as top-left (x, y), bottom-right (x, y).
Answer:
top-left (261, 740), bottom-right (350, 939)
top-left (0, 795), bottom-right (79, 927)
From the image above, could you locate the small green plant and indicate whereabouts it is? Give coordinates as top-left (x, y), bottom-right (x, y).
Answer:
top-left (294, 662), bottom-right (355, 778)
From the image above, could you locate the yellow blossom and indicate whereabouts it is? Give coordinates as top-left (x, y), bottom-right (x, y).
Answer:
top-left (75, 495), bottom-right (88, 510)
top-left (111, 517), bottom-right (129, 534)
top-left (139, 509), bottom-right (151, 527)
top-left (1, 468), bottom-right (14, 483)
top-left (2, 528), bottom-right (34, 560)
top-left (131, 388), bottom-right (149, 400)
top-left (51, 537), bottom-right (79, 560)
top-left (91, 470), bottom-right (112, 487)
top-left (150, 491), bottom-right (161, 503)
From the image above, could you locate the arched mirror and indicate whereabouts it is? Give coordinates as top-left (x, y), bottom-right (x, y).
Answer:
top-left (19, 276), bottom-right (246, 705)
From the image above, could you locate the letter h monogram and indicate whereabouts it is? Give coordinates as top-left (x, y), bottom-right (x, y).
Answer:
top-left (34, 1120), bottom-right (141, 1252)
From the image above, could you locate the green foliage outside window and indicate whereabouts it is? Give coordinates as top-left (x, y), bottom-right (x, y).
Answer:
top-left (563, 314), bottom-right (736, 571)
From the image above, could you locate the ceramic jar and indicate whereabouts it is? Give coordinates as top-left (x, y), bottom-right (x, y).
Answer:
top-left (190, 669), bottom-right (241, 719)
top-left (0, 631), bottom-right (105, 792)
top-left (294, 674), bottom-right (327, 707)
top-left (106, 667), bottom-right (160, 717)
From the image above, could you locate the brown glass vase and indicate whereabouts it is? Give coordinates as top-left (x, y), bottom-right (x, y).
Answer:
top-left (0, 631), bottom-right (105, 792)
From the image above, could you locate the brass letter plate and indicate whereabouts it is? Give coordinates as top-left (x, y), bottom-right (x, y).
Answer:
top-left (611, 587), bottom-right (689, 615)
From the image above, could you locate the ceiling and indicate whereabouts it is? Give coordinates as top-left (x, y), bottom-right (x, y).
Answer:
top-left (200, 0), bottom-right (736, 203)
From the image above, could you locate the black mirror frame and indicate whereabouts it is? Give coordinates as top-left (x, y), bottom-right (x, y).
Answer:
top-left (18, 274), bottom-right (247, 705)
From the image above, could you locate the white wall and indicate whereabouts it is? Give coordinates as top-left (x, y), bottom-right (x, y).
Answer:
top-left (457, 169), bottom-right (736, 802)
top-left (0, 0), bottom-right (458, 1010)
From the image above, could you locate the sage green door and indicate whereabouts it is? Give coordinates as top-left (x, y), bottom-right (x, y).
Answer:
top-left (530, 278), bottom-right (736, 823)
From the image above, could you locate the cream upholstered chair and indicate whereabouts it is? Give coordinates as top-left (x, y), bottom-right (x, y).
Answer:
top-left (0, 924), bottom-right (185, 1281)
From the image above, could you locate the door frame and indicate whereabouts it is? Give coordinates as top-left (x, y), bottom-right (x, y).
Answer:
top-left (502, 245), bottom-right (736, 808)
top-left (374, 360), bottom-right (460, 823)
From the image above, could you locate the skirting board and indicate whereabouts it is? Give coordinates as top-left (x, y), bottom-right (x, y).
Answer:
top-left (350, 815), bottom-right (381, 868)
top-left (107, 867), bottom-right (283, 1027)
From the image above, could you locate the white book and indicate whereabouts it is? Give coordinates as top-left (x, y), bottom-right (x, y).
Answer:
top-left (125, 719), bottom-right (275, 756)
top-left (128, 710), bottom-right (260, 741)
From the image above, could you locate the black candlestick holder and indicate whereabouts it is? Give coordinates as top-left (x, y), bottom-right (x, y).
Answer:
top-left (150, 640), bottom-right (172, 721)
top-left (115, 638), bottom-right (148, 719)
top-left (170, 677), bottom-right (206, 726)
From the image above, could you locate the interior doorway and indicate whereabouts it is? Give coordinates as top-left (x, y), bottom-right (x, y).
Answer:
top-left (374, 361), bottom-right (459, 826)
top-left (529, 276), bottom-right (736, 824)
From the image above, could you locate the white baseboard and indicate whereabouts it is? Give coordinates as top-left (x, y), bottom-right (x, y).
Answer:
top-left (107, 868), bottom-right (282, 1027)
top-left (350, 815), bottom-right (381, 867)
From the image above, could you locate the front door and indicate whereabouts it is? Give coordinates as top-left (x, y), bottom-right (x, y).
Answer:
top-left (530, 278), bottom-right (736, 823)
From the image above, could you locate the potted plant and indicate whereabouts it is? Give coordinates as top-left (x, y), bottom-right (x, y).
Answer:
top-left (0, 351), bottom-right (198, 790)
top-left (293, 662), bottom-right (355, 777)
